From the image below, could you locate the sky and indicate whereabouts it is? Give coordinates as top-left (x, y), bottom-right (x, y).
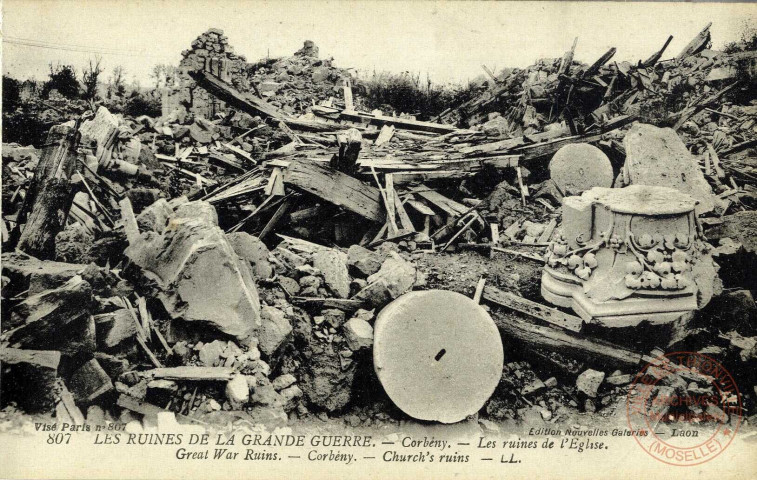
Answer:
top-left (3, 0), bottom-right (757, 88)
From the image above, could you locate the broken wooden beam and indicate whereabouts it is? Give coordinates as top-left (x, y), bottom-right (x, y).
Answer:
top-left (138, 366), bottom-right (235, 381)
top-left (283, 160), bottom-right (385, 223)
top-left (483, 285), bottom-right (583, 332)
top-left (16, 125), bottom-right (78, 258)
top-left (491, 306), bottom-right (642, 369)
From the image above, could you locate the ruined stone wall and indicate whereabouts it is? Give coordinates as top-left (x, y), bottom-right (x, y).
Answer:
top-left (162, 28), bottom-right (249, 118)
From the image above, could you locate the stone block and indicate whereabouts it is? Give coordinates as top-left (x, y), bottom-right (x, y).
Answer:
top-left (126, 217), bottom-right (260, 341)
top-left (312, 249), bottom-right (350, 298)
top-left (623, 123), bottom-right (716, 215)
top-left (576, 369), bottom-right (605, 397)
top-left (343, 318), bottom-right (373, 351)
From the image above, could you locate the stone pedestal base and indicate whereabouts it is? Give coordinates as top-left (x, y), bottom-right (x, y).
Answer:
top-left (542, 186), bottom-right (714, 327)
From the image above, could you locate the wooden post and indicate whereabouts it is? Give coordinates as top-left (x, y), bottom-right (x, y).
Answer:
top-left (16, 125), bottom-right (78, 259)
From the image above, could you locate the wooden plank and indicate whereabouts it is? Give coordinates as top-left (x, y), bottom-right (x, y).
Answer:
top-left (490, 223), bottom-right (500, 245)
top-left (374, 125), bottom-right (395, 146)
top-left (290, 297), bottom-right (364, 312)
top-left (440, 214), bottom-right (478, 252)
top-left (393, 170), bottom-right (476, 184)
top-left (642, 35), bottom-right (674, 67)
top-left (136, 296), bottom-right (150, 334)
top-left (259, 196), bottom-right (293, 240)
top-left (492, 247), bottom-right (545, 263)
top-left (405, 199), bottom-right (436, 216)
top-left (118, 198), bottom-right (140, 245)
top-left (483, 285), bottom-right (583, 332)
top-left (384, 174), bottom-right (397, 233)
top-left (415, 190), bottom-right (468, 217)
top-left (222, 143), bottom-right (254, 163)
top-left (284, 160), bottom-right (385, 223)
top-left (191, 70), bottom-right (286, 121)
top-left (676, 23), bottom-right (712, 61)
top-left (136, 334), bottom-right (163, 368)
top-left (491, 308), bottom-right (642, 368)
top-left (537, 218), bottom-right (557, 243)
top-left (313, 105), bottom-right (466, 134)
top-left (58, 385), bottom-right (85, 425)
top-left (393, 190), bottom-right (415, 232)
top-left (139, 366), bottom-right (234, 381)
top-left (473, 278), bottom-right (486, 304)
top-left (152, 326), bottom-right (173, 356)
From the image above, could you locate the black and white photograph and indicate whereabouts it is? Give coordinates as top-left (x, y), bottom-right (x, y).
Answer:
top-left (1, 1), bottom-right (756, 478)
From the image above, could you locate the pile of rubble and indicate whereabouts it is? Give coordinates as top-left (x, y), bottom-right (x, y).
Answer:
top-left (2, 24), bottom-right (756, 435)
top-left (246, 40), bottom-right (354, 116)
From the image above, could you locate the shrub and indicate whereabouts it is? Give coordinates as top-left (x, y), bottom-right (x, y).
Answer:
top-left (358, 71), bottom-right (477, 120)
top-left (41, 64), bottom-right (80, 99)
top-left (123, 92), bottom-right (162, 117)
top-left (3, 75), bottom-right (21, 112)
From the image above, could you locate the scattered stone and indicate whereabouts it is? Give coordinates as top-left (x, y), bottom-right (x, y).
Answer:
top-left (94, 352), bottom-right (130, 380)
top-left (198, 340), bottom-right (226, 367)
top-left (226, 232), bottom-right (274, 279)
top-left (576, 369), bottom-right (605, 398)
top-left (312, 249), bottom-right (351, 298)
top-left (257, 306), bottom-right (292, 357)
top-left (353, 252), bottom-right (417, 307)
top-left (522, 377), bottom-right (547, 396)
top-left (606, 373), bottom-right (632, 385)
top-left (272, 374), bottom-right (297, 391)
top-left (68, 359), bottom-right (114, 404)
top-left (300, 341), bottom-right (356, 412)
top-left (126, 211), bottom-right (260, 341)
top-left (275, 247), bottom-right (307, 268)
top-left (86, 405), bottom-right (106, 425)
top-left (321, 308), bottom-right (346, 328)
top-left (225, 375), bottom-right (249, 409)
top-left (55, 223), bottom-right (93, 264)
top-left (136, 198), bottom-right (173, 234)
top-left (347, 245), bottom-right (383, 277)
top-left (342, 318), bottom-right (373, 351)
top-left (95, 309), bottom-right (138, 350)
top-left (0, 348), bottom-right (61, 412)
top-left (173, 200), bottom-right (219, 226)
top-left (278, 276), bottom-right (301, 296)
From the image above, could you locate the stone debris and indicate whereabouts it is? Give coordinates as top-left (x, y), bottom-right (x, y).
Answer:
top-left (126, 201), bottom-right (261, 341)
top-left (576, 369), bottom-right (605, 398)
top-left (2, 22), bottom-right (756, 436)
top-left (342, 318), bottom-right (373, 351)
top-left (622, 123), bottom-right (717, 214)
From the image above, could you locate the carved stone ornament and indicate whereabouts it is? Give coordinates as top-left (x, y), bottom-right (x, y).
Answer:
top-left (541, 185), bottom-right (716, 327)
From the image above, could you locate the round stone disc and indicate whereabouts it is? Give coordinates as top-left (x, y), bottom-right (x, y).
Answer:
top-left (549, 143), bottom-right (613, 196)
top-left (373, 290), bottom-right (504, 423)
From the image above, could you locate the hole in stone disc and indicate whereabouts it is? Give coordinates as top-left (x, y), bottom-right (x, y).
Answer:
top-left (435, 349), bottom-right (446, 361)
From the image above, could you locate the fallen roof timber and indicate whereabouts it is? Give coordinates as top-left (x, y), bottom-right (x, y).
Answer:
top-left (311, 106), bottom-right (470, 135)
top-left (283, 160), bottom-right (386, 223)
top-left (190, 70), bottom-right (351, 133)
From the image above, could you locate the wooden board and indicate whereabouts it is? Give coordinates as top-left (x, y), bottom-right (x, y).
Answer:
top-left (284, 160), bottom-right (385, 223)
top-left (139, 366), bottom-right (234, 381)
top-left (415, 190), bottom-right (469, 217)
top-left (483, 285), bottom-right (583, 332)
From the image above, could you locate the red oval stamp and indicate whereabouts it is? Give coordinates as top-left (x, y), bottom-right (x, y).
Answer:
top-left (626, 351), bottom-right (743, 466)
